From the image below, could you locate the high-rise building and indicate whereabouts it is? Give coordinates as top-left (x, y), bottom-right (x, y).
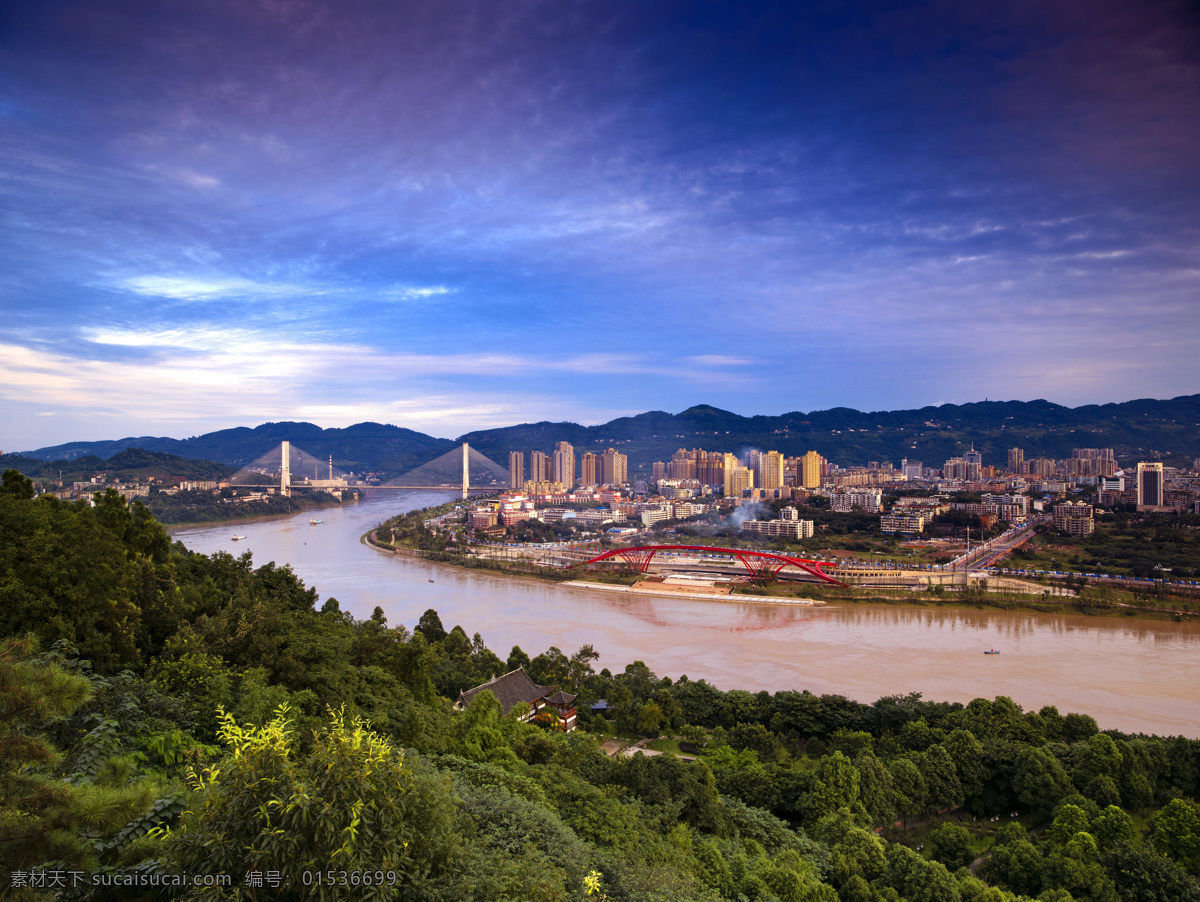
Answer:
top-left (800, 451), bottom-right (825, 490)
top-left (508, 451), bottom-right (524, 489)
top-left (901, 458), bottom-right (923, 480)
top-left (963, 447), bottom-right (983, 481)
top-left (598, 448), bottom-right (627, 486)
top-left (723, 453), bottom-right (754, 497)
top-left (1008, 448), bottom-right (1025, 472)
top-left (530, 451), bottom-right (550, 484)
top-left (1068, 448), bottom-right (1118, 477)
top-left (756, 450), bottom-right (784, 491)
top-left (582, 452), bottom-right (599, 486)
top-left (552, 441), bottom-right (575, 487)
top-left (651, 461), bottom-right (666, 482)
top-left (698, 451), bottom-right (724, 489)
top-left (1137, 462), bottom-right (1164, 507)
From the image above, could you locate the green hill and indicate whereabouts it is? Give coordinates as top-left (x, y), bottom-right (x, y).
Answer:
top-left (19, 394), bottom-right (1200, 478)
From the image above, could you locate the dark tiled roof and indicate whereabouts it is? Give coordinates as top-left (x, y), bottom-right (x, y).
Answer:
top-left (543, 690), bottom-right (577, 706)
top-left (456, 667), bottom-right (554, 714)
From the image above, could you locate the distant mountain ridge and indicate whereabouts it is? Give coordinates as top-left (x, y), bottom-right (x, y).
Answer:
top-left (1, 448), bottom-right (236, 483)
top-left (21, 421), bottom-right (456, 473)
top-left (456, 396), bottom-right (1200, 471)
top-left (17, 394), bottom-right (1200, 477)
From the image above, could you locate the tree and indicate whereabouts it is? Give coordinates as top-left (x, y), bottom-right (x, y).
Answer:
top-left (943, 728), bottom-right (988, 811)
top-left (805, 751), bottom-right (860, 821)
top-left (982, 824), bottom-right (1044, 897)
top-left (885, 843), bottom-right (962, 902)
top-left (919, 744), bottom-right (964, 813)
top-left (889, 758), bottom-right (927, 828)
top-left (416, 608), bottom-right (447, 643)
top-left (1092, 805), bottom-right (1135, 853)
top-left (636, 700), bottom-right (664, 737)
top-left (1150, 798), bottom-right (1200, 876)
top-left (1013, 746), bottom-right (1074, 814)
top-left (1, 468), bottom-right (34, 499)
top-left (729, 721), bottom-right (780, 760)
top-left (929, 822), bottom-right (974, 871)
top-left (165, 705), bottom-right (467, 899)
top-left (855, 752), bottom-right (896, 826)
top-left (0, 640), bottom-right (158, 883)
top-left (1102, 842), bottom-right (1200, 902)
top-left (506, 645), bottom-right (531, 672)
top-left (1046, 804), bottom-right (1091, 847)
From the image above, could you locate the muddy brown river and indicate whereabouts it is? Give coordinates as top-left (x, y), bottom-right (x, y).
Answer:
top-left (174, 490), bottom-right (1200, 737)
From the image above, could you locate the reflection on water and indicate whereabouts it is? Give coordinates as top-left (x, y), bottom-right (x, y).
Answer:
top-left (173, 490), bottom-right (1200, 738)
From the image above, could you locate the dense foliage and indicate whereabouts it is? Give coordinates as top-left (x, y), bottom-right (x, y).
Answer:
top-left (2, 487), bottom-right (1198, 901)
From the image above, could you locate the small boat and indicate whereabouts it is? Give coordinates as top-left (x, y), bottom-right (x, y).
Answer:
top-left (428, 579), bottom-right (435, 584)
top-left (984, 649), bottom-right (1000, 655)
top-left (310, 519), bottom-right (323, 525)
top-left (231, 535), bottom-right (247, 541)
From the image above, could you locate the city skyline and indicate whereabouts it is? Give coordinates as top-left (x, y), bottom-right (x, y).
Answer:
top-left (2, 0), bottom-right (1198, 450)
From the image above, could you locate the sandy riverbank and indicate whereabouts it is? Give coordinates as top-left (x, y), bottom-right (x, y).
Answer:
top-left (561, 580), bottom-right (827, 605)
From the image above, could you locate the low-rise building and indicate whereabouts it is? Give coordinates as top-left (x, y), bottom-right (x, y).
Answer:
top-left (880, 512), bottom-right (928, 535)
top-left (1053, 501), bottom-right (1095, 536)
top-left (641, 508), bottom-right (671, 528)
top-left (830, 490), bottom-right (882, 513)
top-left (469, 509), bottom-right (499, 529)
top-left (740, 518), bottom-right (814, 539)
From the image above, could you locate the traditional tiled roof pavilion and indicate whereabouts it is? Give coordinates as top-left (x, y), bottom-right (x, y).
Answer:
top-left (456, 667), bottom-right (578, 732)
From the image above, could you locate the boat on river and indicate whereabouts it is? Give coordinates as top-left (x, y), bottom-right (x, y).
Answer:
top-left (310, 519), bottom-right (323, 525)
top-left (231, 535), bottom-right (247, 541)
top-left (984, 649), bottom-right (1000, 655)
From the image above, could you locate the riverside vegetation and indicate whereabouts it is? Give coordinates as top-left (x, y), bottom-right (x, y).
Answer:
top-left (2, 469), bottom-right (1199, 902)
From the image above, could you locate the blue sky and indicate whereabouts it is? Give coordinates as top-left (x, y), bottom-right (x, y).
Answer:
top-left (2, 0), bottom-right (1198, 450)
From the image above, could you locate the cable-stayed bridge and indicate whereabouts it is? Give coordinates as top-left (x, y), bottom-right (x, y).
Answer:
top-left (229, 441), bottom-right (508, 497)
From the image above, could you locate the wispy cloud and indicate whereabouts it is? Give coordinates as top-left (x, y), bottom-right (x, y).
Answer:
top-left (1, 0), bottom-right (1198, 450)
top-left (118, 276), bottom-right (301, 301)
top-left (380, 285), bottom-right (456, 301)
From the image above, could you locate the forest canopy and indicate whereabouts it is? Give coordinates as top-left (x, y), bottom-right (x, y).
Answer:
top-left (2, 481), bottom-right (1198, 901)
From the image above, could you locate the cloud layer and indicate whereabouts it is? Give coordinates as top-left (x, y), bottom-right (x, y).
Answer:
top-left (1, 0), bottom-right (1198, 448)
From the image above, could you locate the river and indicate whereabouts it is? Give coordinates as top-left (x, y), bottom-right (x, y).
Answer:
top-left (173, 491), bottom-right (1200, 738)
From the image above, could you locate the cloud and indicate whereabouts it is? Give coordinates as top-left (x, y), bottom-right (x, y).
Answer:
top-left (118, 276), bottom-right (298, 301)
top-left (0, 337), bottom-right (641, 444)
top-left (381, 285), bottom-right (455, 301)
top-left (143, 164), bottom-right (222, 190)
top-left (1, 0), bottom-right (1197, 448)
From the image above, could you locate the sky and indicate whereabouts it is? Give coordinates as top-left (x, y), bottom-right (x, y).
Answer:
top-left (2, 0), bottom-right (1198, 451)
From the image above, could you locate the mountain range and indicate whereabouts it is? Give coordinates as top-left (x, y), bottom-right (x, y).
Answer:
top-left (11, 395), bottom-right (1200, 480)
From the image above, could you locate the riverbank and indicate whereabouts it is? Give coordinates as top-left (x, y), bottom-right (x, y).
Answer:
top-left (562, 580), bottom-right (828, 605)
top-left (171, 493), bottom-right (1200, 738)
top-left (157, 492), bottom-right (354, 529)
top-left (364, 529), bottom-right (1199, 621)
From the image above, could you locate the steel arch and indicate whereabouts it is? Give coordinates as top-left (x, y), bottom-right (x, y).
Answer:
top-left (575, 544), bottom-right (842, 585)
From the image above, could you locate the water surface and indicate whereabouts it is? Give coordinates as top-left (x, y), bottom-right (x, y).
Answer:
top-left (174, 491), bottom-right (1200, 737)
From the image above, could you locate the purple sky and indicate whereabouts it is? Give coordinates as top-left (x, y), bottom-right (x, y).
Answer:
top-left (2, 0), bottom-right (1198, 450)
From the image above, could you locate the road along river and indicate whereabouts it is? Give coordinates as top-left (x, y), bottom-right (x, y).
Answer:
top-left (173, 491), bottom-right (1200, 738)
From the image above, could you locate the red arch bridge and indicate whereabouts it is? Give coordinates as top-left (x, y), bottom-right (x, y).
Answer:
top-left (574, 545), bottom-right (842, 585)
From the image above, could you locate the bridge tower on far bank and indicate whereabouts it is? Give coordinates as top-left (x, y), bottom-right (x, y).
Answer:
top-left (281, 440), bottom-right (291, 497)
top-left (462, 443), bottom-right (469, 499)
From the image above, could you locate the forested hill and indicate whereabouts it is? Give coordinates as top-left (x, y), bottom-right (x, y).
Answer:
top-left (19, 394), bottom-right (1200, 478)
top-left (459, 394), bottom-right (1200, 470)
top-left (0, 447), bottom-right (236, 483)
top-left (20, 420), bottom-right (456, 473)
top-left (2, 477), bottom-right (1199, 901)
